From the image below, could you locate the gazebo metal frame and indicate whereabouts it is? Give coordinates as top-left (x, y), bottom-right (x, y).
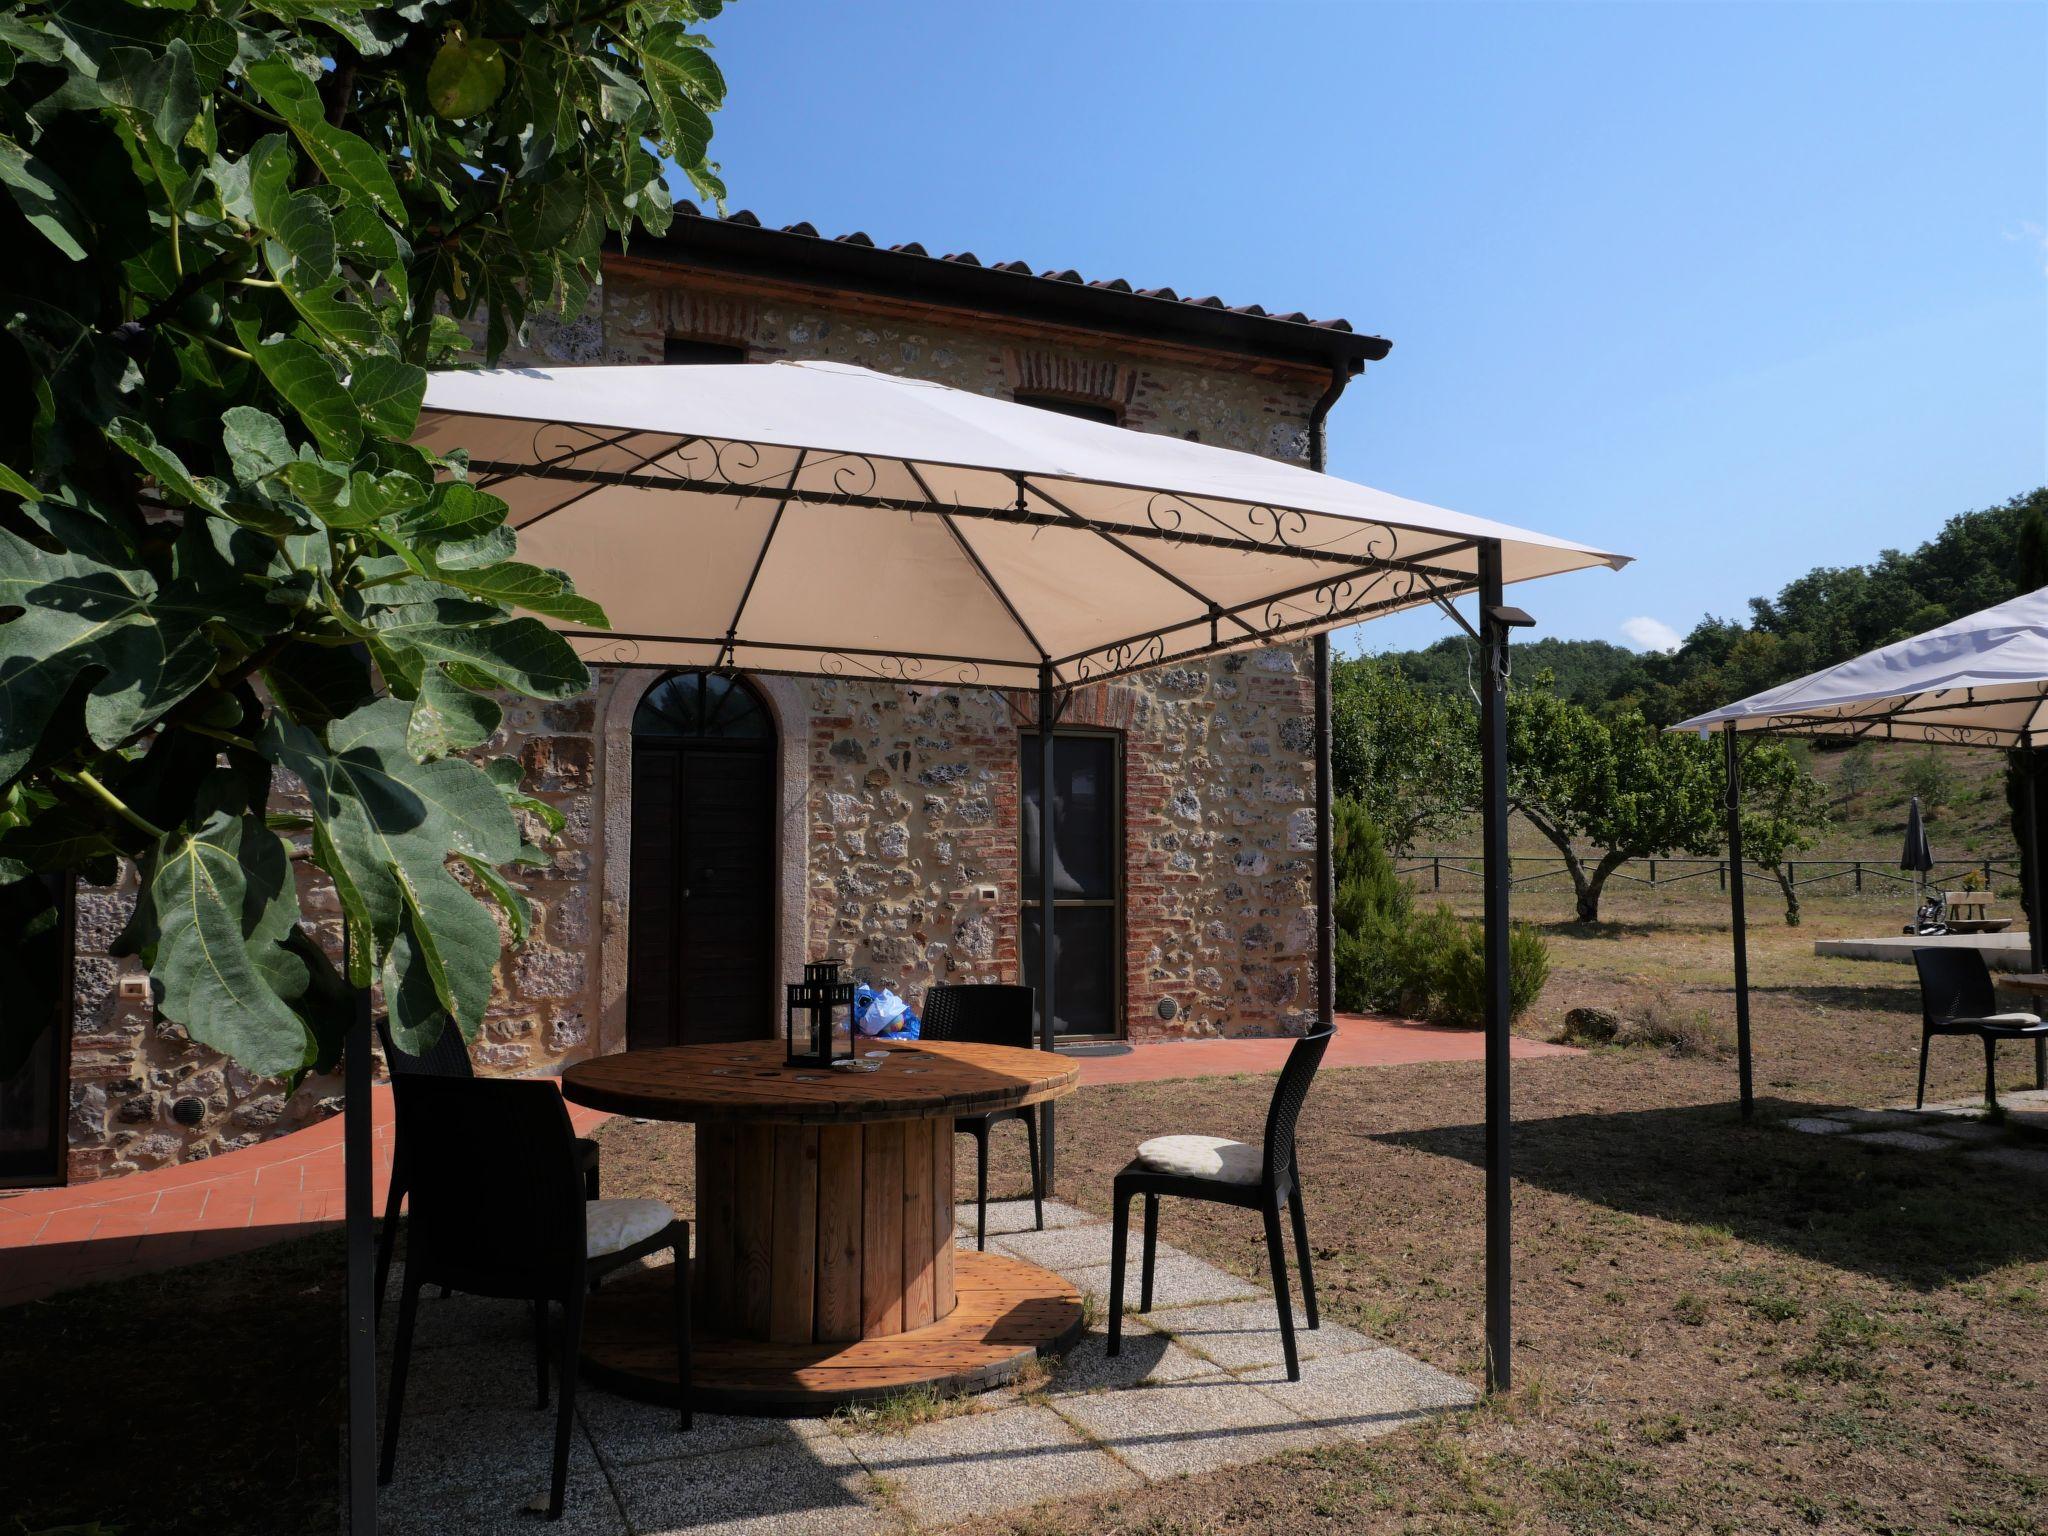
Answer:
top-left (332, 366), bottom-right (1623, 1530)
top-left (1709, 701), bottom-right (2048, 1121)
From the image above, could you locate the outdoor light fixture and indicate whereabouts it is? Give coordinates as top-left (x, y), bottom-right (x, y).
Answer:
top-left (785, 960), bottom-right (857, 1069)
top-left (1485, 604), bottom-right (1536, 629)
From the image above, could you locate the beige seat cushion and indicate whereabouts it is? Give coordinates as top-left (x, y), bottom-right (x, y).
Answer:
top-left (1970, 1012), bottom-right (2043, 1027)
top-left (1136, 1134), bottom-right (1262, 1185)
top-left (587, 1197), bottom-right (675, 1258)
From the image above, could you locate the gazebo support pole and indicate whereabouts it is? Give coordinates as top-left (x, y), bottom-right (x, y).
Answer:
top-left (345, 970), bottom-right (376, 1534)
top-left (2025, 739), bottom-right (2046, 1088)
top-left (1477, 541), bottom-right (1512, 1394)
top-left (1724, 724), bottom-right (1754, 1120)
top-left (1315, 633), bottom-right (1335, 1026)
top-left (1037, 663), bottom-right (1058, 1190)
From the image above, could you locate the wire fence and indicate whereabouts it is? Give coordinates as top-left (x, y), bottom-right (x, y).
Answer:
top-left (1395, 853), bottom-right (2021, 899)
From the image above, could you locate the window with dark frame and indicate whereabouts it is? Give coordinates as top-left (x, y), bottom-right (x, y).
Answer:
top-left (1012, 392), bottom-right (1122, 427)
top-left (1021, 729), bottom-right (1125, 1040)
top-left (663, 336), bottom-right (749, 366)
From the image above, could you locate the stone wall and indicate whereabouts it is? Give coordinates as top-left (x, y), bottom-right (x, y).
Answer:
top-left (59, 259), bottom-right (1330, 1181)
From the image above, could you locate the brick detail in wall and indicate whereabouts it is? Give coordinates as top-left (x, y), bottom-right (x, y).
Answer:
top-left (1000, 347), bottom-right (1134, 411)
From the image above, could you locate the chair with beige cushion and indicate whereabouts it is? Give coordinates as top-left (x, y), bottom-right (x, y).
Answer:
top-left (379, 1075), bottom-right (691, 1521)
top-left (1107, 1025), bottom-right (1335, 1381)
top-left (1912, 947), bottom-right (2048, 1109)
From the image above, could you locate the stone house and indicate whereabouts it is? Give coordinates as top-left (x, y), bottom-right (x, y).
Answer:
top-left (28, 209), bottom-right (1387, 1186)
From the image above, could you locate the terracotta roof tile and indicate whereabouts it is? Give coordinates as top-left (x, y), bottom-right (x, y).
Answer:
top-left (660, 205), bottom-right (1366, 340)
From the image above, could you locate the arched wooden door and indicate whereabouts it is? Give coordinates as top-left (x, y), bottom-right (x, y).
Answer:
top-left (627, 671), bottom-right (777, 1049)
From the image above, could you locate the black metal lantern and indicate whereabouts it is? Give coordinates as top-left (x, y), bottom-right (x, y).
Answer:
top-left (786, 960), bottom-right (856, 1068)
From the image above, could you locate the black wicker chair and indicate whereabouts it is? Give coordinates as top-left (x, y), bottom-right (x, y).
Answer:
top-left (921, 983), bottom-right (1043, 1249)
top-left (373, 1014), bottom-right (602, 1313)
top-left (378, 1075), bottom-right (691, 1522)
top-left (1911, 947), bottom-right (2048, 1109)
top-left (1107, 1024), bottom-right (1335, 1381)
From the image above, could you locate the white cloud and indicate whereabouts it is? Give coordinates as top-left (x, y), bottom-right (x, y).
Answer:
top-left (2007, 220), bottom-right (2048, 277)
top-left (1620, 616), bottom-right (1683, 653)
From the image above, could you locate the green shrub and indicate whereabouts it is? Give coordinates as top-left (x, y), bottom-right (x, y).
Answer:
top-left (1422, 908), bottom-right (1551, 1028)
top-left (1330, 797), bottom-right (1551, 1025)
top-left (1902, 753), bottom-right (1955, 815)
top-left (1332, 798), bottom-right (1412, 1014)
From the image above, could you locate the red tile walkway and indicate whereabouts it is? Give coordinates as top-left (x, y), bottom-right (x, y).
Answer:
top-left (0, 1016), bottom-right (1569, 1308)
top-left (1070, 1013), bottom-right (1576, 1086)
top-left (0, 1085), bottom-right (607, 1309)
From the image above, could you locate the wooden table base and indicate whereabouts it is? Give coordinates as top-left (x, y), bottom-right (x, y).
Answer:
top-left (580, 1248), bottom-right (1084, 1416)
top-left (695, 1114), bottom-right (958, 1344)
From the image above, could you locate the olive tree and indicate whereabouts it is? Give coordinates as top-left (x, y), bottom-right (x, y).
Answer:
top-left (1734, 743), bottom-right (1831, 926)
top-left (1331, 654), bottom-right (1480, 853)
top-left (0, 0), bottom-right (732, 1083)
top-left (1506, 688), bottom-right (1723, 923)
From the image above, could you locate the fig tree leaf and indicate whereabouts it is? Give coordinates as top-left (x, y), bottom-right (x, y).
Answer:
top-left (220, 406), bottom-right (294, 482)
top-left (150, 807), bottom-right (315, 1079)
top-left (458, 852), bottom-right (530, 945)
top-left (384, 858), bottom-right (500, 1048)
top-left (0, 522), bottom-right (219, 783)
top-left (427, 37), bottom-right (507, 120)
top-left (106, 416), bottom-right (227, 513)
top-left (251, 336), bottom-right (362, 461)
top-left (0, 135), bottom-right (90, 260)
top-left (259, 698), bottom-right (520, 991)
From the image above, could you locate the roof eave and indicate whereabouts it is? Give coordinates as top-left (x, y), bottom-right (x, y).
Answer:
top-left (605, 216), bottom-right (1391, 374)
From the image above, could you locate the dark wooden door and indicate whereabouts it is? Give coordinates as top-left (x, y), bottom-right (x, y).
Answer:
top-left (627, 673), bottom-right (777, 1049)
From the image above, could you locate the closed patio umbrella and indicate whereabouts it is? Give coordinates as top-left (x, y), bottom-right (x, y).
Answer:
top-left (1901, 796), bottom-right (1934, 882)
top-left (335, 359), bottom-right (1623, 1478)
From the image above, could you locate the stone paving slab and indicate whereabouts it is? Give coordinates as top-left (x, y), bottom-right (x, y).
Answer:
top-left (384, 1338), bottom-right (546, 1419)
top-left (1051, 1372), bottom-right (1325, 1481)
top-left (993, 1219), bottom-right (1176, 1271)
top-left (1848, 1130), bottom-right (1956, 1153)
top-left (1067, 1250), bottom-right (1265, 1309)
top-left (1827, 1107), bottom-right (1934, 1128)
top-left (582, 1391), bottom-right (831, 1469)
top-left (611, 1433), bottom-right (884, 1536)
top-left (377, 1403), bottom-right (608, 1524)
top-left (1143, 1298), bottom-right (1376, 1373)
top-left (1783, 1116), bottom-right (1855, 1136)
top-left (377, 1472), bottom-right (626, 1536)
top-left (1047, 1319), bottom-right (1218, 1393)
top-left (1924, 1118), bottom-right (2011, 1144)
top-left (957, 1197), bottom-right (1097, 1236)
top-left (842, 1403), bottom-right (1141, 1525)
top-left (1233, 1347), bottom-right (1478, 1441)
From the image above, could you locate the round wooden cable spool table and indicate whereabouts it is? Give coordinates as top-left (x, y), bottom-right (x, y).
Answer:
top-left (562, 1038), bottom-right (1082, 1414)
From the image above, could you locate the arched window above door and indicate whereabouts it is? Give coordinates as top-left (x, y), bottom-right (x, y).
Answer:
top-left (632, 670), bottom-right (772, 741)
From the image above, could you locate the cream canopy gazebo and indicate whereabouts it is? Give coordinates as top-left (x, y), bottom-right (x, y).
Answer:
top-left (1675, 588), bottom-right (2048, 1117)
top-left (343, 361), bottom-right (1625, 1497)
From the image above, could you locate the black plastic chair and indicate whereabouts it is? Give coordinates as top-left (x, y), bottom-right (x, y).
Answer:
top-left (379, 1075), bottom-right (691, 1522)
top-left (921, 983), bottom-right (1043, 1249)
top-left (1108, 1024), bottom-right (1335, 1381)
top-left (374, 1014), bottom-right (602, 1313)
top-left (1911, 948), bottom-right (2048, 1109)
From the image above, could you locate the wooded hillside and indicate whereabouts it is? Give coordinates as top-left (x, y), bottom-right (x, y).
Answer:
top-left (1381, 487), bottom-right (2048, 724)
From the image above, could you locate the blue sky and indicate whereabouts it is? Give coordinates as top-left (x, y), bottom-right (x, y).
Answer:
top-left (693, 0), bottom-right (2047, 656)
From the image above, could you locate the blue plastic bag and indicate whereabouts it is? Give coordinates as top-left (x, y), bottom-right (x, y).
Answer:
top-left (853, 984), bottom-right (921, 1040)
